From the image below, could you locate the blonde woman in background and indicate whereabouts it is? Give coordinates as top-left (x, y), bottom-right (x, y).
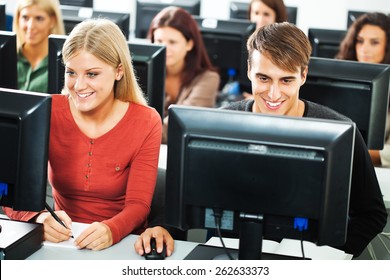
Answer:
top-left (13, 0), bottom-right (65, 93)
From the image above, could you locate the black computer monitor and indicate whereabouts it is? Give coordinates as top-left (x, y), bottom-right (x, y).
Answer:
top-left (347, 10), bottom-right (366, 28)
top-left (60, 6), bottom-right (130, 39)
top-left (48, 34), bottom-right (67, 94)
top-left (0, 31), bottom-right (17, 89)
top-left (48, 35), bottom-right (166, 119)
top-left (193, 16), bottom-right (255, 92)
top-left (59, 0), bottom-right (93, 7)
top-left (165, 105), bottom-right (355, 260)
top-left (0, 3), bottom-right (6, 30)
top-left (129, 42), bottom-right (166, 119)
top-left (308, 28), bottom-right (347, 58)
top-left (300, 57), bottom-right (390, 150)
top-left (0, 88), bottom-right (51, 211)
top-left (229, 1), bottom-right (297, 24)
top-left (135, 0), bottom-right (201, 38)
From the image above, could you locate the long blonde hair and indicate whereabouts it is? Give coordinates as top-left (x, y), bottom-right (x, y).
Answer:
top-left (62, 18), bottom-right (147, 105)
top-left (13, 0), bottom-right (65, 49)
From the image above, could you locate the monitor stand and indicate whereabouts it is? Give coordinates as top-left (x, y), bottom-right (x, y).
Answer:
top-left (185, 213), bottom-right (311, 260)
top-left (0, 218), bottom-right (43, 260)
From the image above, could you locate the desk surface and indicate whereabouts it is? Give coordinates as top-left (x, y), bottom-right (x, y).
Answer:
top-left (375, 167), bottom-right (390, 209)
top-left (27, 234), bottom-right (198, 260)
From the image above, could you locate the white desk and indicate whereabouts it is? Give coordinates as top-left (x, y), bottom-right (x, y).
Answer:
top-left (375, 167), bottom-right (390, 209)
top-left (27, 234), bottom-right (198, 260)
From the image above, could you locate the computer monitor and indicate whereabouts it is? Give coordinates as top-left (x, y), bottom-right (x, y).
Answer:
top-left (0, 2), bottom-right (5, 30)
top-left (0, 88), bottom-right (51, 212)
top-left (300, 57), bottom-right (390, 150)
top-left (135, 0), bottom-right (201, 38)
top-left (48, 35), bottom-right (166, 119)
top-left (129, 42), bottom-right (166, 119)
top-left (347, 10), bottom-right (366, 28)
top-left (165, 105), bottom-right (355, 260)
top-left (59, 0), bottom-right (93, 7)
top-left (0, 31), bottom-right (17, 89)
top-left (60, 6), bottom-right (130, 39)
top-left (229, 1), bottom-right (298, 24)
top-left (308, 28), bottom-right (347, 58)
top-left (48, 34), bottom-right (67, 94)
top-left (192, 16), bottom-right (256, 92)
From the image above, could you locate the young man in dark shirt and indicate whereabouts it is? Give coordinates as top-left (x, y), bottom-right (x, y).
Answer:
top-left (223, 22), bottom-right (387, 257)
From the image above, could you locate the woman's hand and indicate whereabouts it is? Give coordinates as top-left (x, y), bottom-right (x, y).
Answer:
top-left (74, 222), bottom-right (113, 251)
top-left (134, 226), bottom-right (174, 257)
top-left (35, 210), bottom-right (73, 243)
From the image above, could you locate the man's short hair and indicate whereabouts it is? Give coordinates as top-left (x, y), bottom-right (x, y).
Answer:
top-left (247, 22), bottom-right (312, 74)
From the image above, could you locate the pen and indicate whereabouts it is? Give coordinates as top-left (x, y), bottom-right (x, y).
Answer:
top-left (45, 202), bottom-right (74, 238)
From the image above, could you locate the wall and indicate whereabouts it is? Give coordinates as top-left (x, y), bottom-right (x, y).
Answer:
top-left (199, 0), bottom-right (389, 33)
top-left (92, 0), bottom-right (390, 36)
top-left (4, 0), bottom-right (389, 36)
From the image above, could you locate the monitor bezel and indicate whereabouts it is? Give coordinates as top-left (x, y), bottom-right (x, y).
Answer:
top-left (308, 28), bottom-right (347, 58)
top-left (165, 105), bottom-right (355, 253)
top-left (0, 3), bottom-right (6, 31)
top-left (0, 30), bottom-right (17, 89)
top-left (301, 57), bottom-right (390, 150)
top-left (0, 88), bottom-right (51, 212)
top-left (192, 16), bottom-right (256, 91)
top-left (135, 0), bottom-right (201, 38)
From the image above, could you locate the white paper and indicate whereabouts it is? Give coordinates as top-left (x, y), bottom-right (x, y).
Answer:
top-left (43, 222), bottom-right (89, 249)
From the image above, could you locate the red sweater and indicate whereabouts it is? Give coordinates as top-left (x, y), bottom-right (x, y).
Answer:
top-left (4, 94), bottom-right (162, 244)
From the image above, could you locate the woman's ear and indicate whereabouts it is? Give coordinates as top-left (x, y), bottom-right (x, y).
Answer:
top-left (116, 64), bottom-right (124, 80)
top-left (186, 39), bottom-right (194, 52)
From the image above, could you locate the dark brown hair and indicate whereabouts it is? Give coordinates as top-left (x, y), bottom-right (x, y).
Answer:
top-left (247, 22), bottom-right (311, 74)
top-left (147, 6), bottom-right (216, 89)
top-left (248, 0), bottom-right (288, 23)
top-left (335, 12), bottom-right (390, 64)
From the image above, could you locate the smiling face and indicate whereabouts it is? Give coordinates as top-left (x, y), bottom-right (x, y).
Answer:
top-left (355, 24), bottom-right (387, 64)
top-left (18, 4), bottom-right (54, 48)
top-left (248, 50), bottom-right (307, 117)
top-left (153, 26), bottom-right (193, 72)
top-left (249, 1), bottom-right (277, 29)
top-left (65, 50), bottom-right (123, 115)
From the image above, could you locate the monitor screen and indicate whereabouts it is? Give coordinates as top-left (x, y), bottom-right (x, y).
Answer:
top-left (229, 1), bottom-right (297, 24)
top-left (48, 35), bottom-right (166, 119)
top-left (0, 31), bottom-right (17, 89)
top-left (60, 6), bottom-right (130, 39)
top-left (59, 0), bottom-right (93, 8)
top-left (0, 88), bottom-right (51, 211)
top-left (308, 28), bottom-right (347, 58)
top-left (192, 16), bottom-right (255, 92)
top-left (0, 3), bottom-right (5, 30)
top-left (300, 57), bottom-right (390, 150)
top-left (135, 0), bottom-right (201, 38)
top-left (165, 105), bottom-right (355, 259)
